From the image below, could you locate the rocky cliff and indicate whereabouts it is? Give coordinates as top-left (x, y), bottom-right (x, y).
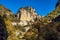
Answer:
top-left (0, 5), bottom-right (12, 18)
top-left (16, 6), bottom-right (37, 22)
top-left (0, 0), bottom-right (60, 40)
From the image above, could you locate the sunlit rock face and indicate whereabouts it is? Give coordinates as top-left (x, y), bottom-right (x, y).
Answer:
top-left (11, 22), bottom-right (17, 26)
top-left (18, 21), bottom-right (28, 26)
top-left (16, 7), bottom-right (37, 22)
top-left (0, 5), bottom-right (12, 18)
top-left (24, 26), bottom-right (30, 32)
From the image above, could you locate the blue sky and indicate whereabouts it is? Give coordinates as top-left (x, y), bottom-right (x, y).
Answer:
top-left (0, 0), bottom-right (58, 16)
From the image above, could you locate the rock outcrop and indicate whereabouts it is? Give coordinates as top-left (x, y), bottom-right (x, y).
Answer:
top-left (0, 5), bottom-right (12, 18)
top-left (16, 6), bottom-right (38, 22)
top-left (0, 0), bottom-right (60, 40)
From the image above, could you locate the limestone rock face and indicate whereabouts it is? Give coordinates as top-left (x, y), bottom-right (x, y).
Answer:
top-left (0, 5), bottom-right (12, 18)
top-left (0, 1), bottom-right (60, 40)
top-left (16, 7), bottom-right (37, 22)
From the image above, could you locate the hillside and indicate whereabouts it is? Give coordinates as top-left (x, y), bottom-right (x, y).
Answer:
top-left (0, 0), bottom-right (60, 40)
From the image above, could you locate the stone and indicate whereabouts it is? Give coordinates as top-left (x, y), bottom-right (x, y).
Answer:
top-left (16, 7), bottom-right (37, 22)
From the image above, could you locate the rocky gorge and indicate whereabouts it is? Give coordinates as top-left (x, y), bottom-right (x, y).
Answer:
top-left (0, 0), bottom-right (60, 40)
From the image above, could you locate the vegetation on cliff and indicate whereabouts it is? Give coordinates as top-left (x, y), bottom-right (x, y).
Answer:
top-left (0, 0), bottom-right (60, 40)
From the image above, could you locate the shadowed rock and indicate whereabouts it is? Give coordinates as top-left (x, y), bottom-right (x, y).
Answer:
top-left (0, 16), bottom-right (8, 40)
top-left (52, 15), bottom-right (60, 22)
